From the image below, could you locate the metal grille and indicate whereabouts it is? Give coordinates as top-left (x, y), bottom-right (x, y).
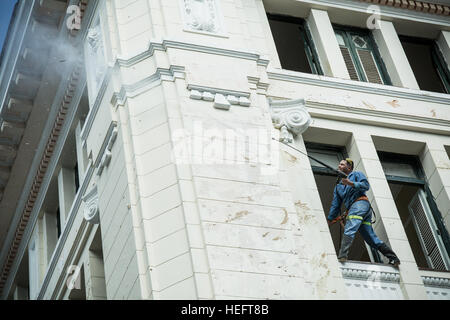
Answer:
top-left (357, 49), bottom-right (383, 84)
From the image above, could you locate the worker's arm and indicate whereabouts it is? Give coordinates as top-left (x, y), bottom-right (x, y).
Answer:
top-left (352, 171), bottom-right (369, 192)
top-left (342, 172), bottom-right (369, 192)
top-left (327, 187), bottom-right (342, 221)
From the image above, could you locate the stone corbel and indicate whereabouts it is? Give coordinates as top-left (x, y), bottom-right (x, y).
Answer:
top-left (269, 98), bottom-right (311, 143)
top-left (82, 185), bottom-right (99, 224)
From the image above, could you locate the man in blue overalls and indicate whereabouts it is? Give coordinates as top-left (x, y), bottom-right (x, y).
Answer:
top-left (327, 158), bottom-right (400, 267)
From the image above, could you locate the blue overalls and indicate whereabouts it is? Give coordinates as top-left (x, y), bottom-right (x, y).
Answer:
top-left (328, 171), bottom-right (383, 249)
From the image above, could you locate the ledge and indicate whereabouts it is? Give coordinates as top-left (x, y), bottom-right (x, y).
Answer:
top-left (340, 260), bottom-right (401, 283)
top-left (267, 68), bottom-right (450, 106)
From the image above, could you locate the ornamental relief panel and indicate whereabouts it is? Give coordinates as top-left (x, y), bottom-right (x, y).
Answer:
top-left (181, 0), bottom-right (223, 34)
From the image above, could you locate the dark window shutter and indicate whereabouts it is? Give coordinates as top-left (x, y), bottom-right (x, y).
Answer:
top-left (340, 47), bottom-right (359, 81)
top-left (408, 190), bottom-right (449, 270)
top-left (357, 49), bottom-right (383, 84)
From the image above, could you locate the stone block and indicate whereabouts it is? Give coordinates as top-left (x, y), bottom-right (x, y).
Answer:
top-left (140, 184), bottom-right (182, 219)
top-left (151, 253), bottom-right (194, 291)
top-left (147, 228), bottom-right (189, 267)
top-left (143, 206), bottom-right (185, 243)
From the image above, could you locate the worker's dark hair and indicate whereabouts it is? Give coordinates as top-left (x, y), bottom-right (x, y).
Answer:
top-left (345, 158), bottom-right (354, 170)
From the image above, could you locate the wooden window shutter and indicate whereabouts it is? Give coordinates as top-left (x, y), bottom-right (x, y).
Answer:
top-left (357, 49), bottom-right (383, 84)
top-left (339, 46), bottom-right (360, 81)
top-left (408, 190), bottom-right (450, 270)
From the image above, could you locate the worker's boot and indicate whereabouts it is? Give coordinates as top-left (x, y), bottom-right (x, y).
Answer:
top-left (377, 243), bottom-right (400, 267)
top-left (337, 235), bottom-right (354, 262)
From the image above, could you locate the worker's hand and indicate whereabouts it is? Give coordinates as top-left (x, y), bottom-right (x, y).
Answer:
top-left (341, 178), bottom-right (354, 187)
top-left (327, 219), bottom-right (332, 226)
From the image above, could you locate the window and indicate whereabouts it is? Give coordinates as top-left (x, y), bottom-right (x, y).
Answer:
top-left (306, 143), bottom-right (381, 263)
top-left (267, 14), bottom-right (322, 75)
top-left (334, 26), bottom-right (391, 85)
top-left (399, 36), bottom-right (450, 94)
top-left (379, 152), bottom-right (450, 271)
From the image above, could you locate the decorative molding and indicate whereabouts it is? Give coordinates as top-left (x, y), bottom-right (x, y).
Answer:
top-left (116, 39), bottom-right (270, 67)
top-left (181, 0), bottom-right (224, 34)
top-left (110, 66), bottom-right (186, 110)
top-left (82, 185), bottom-right (99, 224)
top-left (267, 70), bottom-right (450, 106)
top-left (187, 85), bottom-right (251, 110)
top-left (96, 122), bottom-right (118, 176)
top-left (357, 0), bottom-right (450, 16)
top-left (269, 98), bottom-right (312, 143)
top-left (296, 0), bottom-right (450, 26)
top-left (422, 276), bottom-right (450, 288)
top-left (306, 100), bottom-right (450, 135)
top-left (341, 265), bottom-right (401, 283)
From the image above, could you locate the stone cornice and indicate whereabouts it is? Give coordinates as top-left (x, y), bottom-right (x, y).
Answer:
top-left (297, 0), bottom-right (450, 26)
top-left (267, 70), bottom-right (450, 106)
top-left (109, 65), bottom-right (186, 110)
top-left (306, 100), bottom-right (450, 135)
top-left (116, 39), bottom-right (270, 67)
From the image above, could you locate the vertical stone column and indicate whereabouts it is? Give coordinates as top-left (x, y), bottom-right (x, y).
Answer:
top-left (420, 141), bottom-right (450, 235)
top-left (306, 8), bottom-right (350, 79)
top-left (372, 20), bottom-right (420, 90)
top-left (85, 250), bottom-right (107, 300)
top-left (75, 121), bottom-right (89, 183)
top-left (57, 167), bottom-right (76, 228)
top-left (346, 133), bottom-right (427, 299)
top-left (42, 211), bottom-right (58, 264)
top-left (281, 134), bottom-right (348, 299)
top-left (13, 285), bottom-right (28, 300)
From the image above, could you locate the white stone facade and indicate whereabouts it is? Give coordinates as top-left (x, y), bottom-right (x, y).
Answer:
top-left (0, 0), bottom-right (449, 300)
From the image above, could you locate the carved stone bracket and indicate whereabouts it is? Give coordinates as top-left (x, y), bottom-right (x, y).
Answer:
top-left (82, 185), bottom-right (99, 224)
top-left (269, 98), bottom-right (311, 143)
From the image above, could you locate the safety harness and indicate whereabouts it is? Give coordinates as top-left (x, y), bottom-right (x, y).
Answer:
top-left (330, 195), bottom-right (375, 227)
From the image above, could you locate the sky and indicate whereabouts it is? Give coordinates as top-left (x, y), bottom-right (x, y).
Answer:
top-left (0, 0), bottom-right (18, 54)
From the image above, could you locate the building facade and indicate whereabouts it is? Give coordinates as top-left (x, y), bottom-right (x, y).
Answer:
top-left (0, 0), bottom-right (450, 300)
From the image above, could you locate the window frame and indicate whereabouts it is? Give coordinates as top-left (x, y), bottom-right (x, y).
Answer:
top-left (267, 13), bottom-right (323, 76)
top-left (333, 24), bottom-right (392, 86)
top-left (398, 35), bottom-right (450, 94)
top-left (378, 151), bottom-right (450, 269)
